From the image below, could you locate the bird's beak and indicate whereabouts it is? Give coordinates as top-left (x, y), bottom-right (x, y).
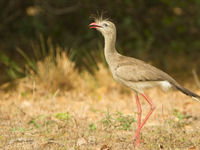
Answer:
top-left (89, 22), bottom-right (102, 29)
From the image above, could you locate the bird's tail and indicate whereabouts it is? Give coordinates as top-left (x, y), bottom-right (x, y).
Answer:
top-left (174, 84), bottom-right (200, 102)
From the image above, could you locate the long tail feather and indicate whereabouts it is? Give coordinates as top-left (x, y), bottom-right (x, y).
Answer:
top-left (174, 84), bottom-right (200, 102)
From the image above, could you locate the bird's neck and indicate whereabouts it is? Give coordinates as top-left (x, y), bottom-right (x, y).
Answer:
top-left (104, 34), bottom-right (118, 64)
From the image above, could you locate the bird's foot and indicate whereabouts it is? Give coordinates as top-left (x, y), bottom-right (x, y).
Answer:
top-left (132, 133), bottom-right (140, 147)
top-left (132, 133), bottom-right (138, 142)
top-left (135, 140), bottom-right (140, 147)
top-left (132, 138), bottom-right (140, 147)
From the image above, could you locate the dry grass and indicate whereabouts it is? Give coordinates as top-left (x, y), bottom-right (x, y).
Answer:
top-left (0, 51), bottom-right (200, 150)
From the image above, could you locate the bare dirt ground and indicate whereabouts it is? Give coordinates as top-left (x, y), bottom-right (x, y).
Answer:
top-left (0, 55), bottom-right (200, 150)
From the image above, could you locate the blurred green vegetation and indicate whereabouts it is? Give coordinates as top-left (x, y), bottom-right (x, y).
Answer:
top-left (0, 0), bottom-right (200, 83)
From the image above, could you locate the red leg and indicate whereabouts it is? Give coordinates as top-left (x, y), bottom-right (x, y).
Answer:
top-left (133, 93), bottom-right (155, 147)
top-left (139, 93), bottom-right (155, 130)
top-left (132, 93), bottom-right (142, 146)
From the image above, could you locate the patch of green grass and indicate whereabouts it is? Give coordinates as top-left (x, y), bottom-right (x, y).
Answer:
top-left (54, 112), bottom-right (72, 121)
top-left (89, 123), bottom-right (96, 131)
top-left (10, 127), bottom-right (25, 132)
top-left (173, 109), bottom-right (185, 121)
top-left (115, 111), bottom-right (135, 130)
top-left (102, 111), bottom-right (113, 127)
top-left (102, 111), bottom-right (135, 131)
top-left (28, 119), bottom-right (40, 128)
top-left (20, 91), bottom-right (30, 97)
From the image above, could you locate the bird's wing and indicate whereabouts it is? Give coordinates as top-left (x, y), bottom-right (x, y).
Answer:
top-left (115, 63), bottom-right (174, 83)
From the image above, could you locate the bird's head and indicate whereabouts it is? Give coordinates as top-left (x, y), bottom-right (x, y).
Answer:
top-left (89, 18), bottom-right (116, 38)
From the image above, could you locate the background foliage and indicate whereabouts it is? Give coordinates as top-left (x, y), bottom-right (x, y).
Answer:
top-left (0, 0), bottom-right (200, 83)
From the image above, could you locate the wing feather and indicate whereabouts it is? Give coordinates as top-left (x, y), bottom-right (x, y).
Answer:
top-left (115, 62), bottom-right (176, 83)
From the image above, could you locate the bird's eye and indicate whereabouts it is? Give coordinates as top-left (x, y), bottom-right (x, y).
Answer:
top-left (103, 23), bottom-right (108, 27)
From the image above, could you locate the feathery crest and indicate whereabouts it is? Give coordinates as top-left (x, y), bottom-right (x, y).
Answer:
top-left (90, 12), bottom-right (110, 23)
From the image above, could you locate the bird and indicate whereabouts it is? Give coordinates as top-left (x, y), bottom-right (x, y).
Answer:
top-left (89, 17), bottom-right (200, 147)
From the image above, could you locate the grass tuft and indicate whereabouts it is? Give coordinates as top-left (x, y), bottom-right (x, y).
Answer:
top-left (54, 112), bottom-right (72, 121)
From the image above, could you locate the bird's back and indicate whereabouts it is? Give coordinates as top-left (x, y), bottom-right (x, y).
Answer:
top-left (114, 54), bottom-right (177, 83)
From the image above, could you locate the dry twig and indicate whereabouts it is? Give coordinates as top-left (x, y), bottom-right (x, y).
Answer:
top-left (9, 138), bottom-right (33, 145)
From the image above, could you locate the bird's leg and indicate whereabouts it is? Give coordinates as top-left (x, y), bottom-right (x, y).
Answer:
top-left (132, 93), bottom-right (142, 146)
top-left (139, 93), bottom-right (155, 130)
top-left (133, 93), bottom-right (155, 147)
